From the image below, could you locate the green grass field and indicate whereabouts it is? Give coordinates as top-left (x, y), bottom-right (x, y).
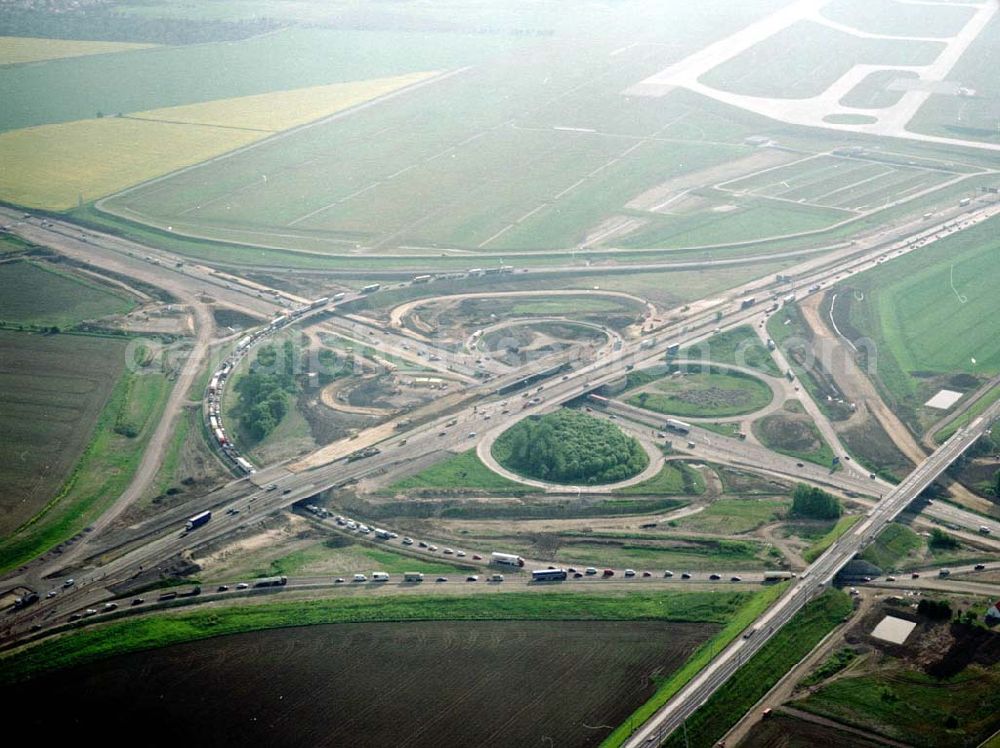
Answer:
top-left (388, 449), bottom-right (529, 494)
top-left (627, 367), bottom-right (773, 418)
top-left (255, 539), bottom-right (471, 578)
top-left (753, 412), bottom-right (836, 468)
top-left (703, 20), bottom-right (944, 99)
top-left (657, 590), bottom-right (853, 748)
top-left (834, 215), bottom-right (1000, 426)
top-left (795, 664), bottom-right (1000, 746)
top-left (615, 461), bottom-right (706, 496)
top-left (0, 261), bottom-right (134, 328)
top-left (839, 70), bottom-right (918, 109)
top-left (680, 325), bottom-right (782, 377)
top-left (91, 2), bottom-right (865, 256)
top-left (0, 588), bottom-right (760, 685)
top-left (505, 533), bottom-right (779, 571)
top-left (821, 0), bottom-right (976, 38)
top-left (908, 9), bottom-right (1000, 144)
top-left (676, 498), bottom-right (788, 535)
top-left (859, 522), bottom-right (923, 571)
top-left (619, 198), bottom-right (849, 249)
top-left (0, 27), bottom-right (516, 134)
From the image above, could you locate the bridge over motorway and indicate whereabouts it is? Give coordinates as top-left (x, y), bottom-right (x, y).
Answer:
top-left (623, 398), bottom-right (1000, 748)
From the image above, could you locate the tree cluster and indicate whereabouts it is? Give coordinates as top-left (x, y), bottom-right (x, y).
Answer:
top-left (929, 527), bottom-right (959, 550)
top-left (493, 410), bottom-right (648, 485)
top-left (790, 483), bottom-right (842, 519)
top-left (917, 598), bottom-right (952, 621)
top-left (234, 341), bottom-right (298, 442)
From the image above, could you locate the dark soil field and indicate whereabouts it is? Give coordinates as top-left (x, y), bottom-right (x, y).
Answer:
top-left (740, 711), bottom-right (888, 748)
top-left (0, 330), bottom-right (126, 535)
top-left (2, 620), bottom-right (717, 748)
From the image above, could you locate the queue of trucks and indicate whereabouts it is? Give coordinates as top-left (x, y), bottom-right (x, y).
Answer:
top-left (205, 296), bottom-right (331, 476)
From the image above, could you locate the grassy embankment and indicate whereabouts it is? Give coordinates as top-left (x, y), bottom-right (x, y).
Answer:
top-left (860, 522), bottom-right (922, 570)
top-left (388, 449), bottom-right (529, 494)
top-left (679, 325), bottom-right (781, 377)
top-left (802, 515), bottom-right (863, 563)
top-left (652, 590), bottom-right (853, 748)
top-left (601, 582), bottom-right (789, 746)
top-left (614, 461), bottom-right (705, 496)
top-left (0, 589), bottom-right (763, 685)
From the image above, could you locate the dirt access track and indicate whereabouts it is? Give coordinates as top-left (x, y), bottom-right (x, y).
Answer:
top-left (799, 291), bottom-right (990, 511)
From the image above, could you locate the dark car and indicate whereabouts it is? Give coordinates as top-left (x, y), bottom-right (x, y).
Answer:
top-left (974, 564), bottom-right (986, 571)
top-left (709, 573), bottom-right (722, 580)
top-left (217, 585), bottom-right (229, 592)
top-left (130, 598), bottom-right (144, 606)
top-left (642, 571), bottom-right (652, 578)
top-left (681, 572), bottom-right (692, 579)
top-left (573, 572), bottom-right (583, 578)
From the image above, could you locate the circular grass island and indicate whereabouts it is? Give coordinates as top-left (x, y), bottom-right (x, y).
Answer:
top-left (492, 409), bottom-right (649, 485)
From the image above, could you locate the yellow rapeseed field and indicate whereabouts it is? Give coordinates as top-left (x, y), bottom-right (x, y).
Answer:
top-left (0, 119), bottom-right (261, 210)
top-left (0, 71), bottom-right (439, 210)
top-left (0, 36), bottom-right (157, 65)
top-left (130, 71), bottom-right (438, 132)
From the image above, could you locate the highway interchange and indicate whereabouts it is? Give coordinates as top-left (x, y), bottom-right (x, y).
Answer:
top-left (1, 193), bottom-right (999, 744)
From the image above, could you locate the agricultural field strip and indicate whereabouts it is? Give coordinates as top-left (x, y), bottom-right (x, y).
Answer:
top-left (90, 67), bottom-right (467, 217)
top-left (718, 152), bottom-right (958, 215)
top-left (0, 36), bottom-right (157, 66)
top-left (286, 122), bottom-right (492, 229)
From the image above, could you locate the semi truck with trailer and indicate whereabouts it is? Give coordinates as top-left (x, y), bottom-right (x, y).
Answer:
top-left (763, 571), bottom-right (797, 581)
top-left (185, 511), bottom-right (212, 531)
top-left (491, 552), bottom-right (525, 568)
top-left (253, 576), bottom-right (288, 588)
top-left (664, 418), bottom-right (691, 435)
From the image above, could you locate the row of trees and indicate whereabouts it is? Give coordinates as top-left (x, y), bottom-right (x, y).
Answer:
top-left (790, 483), bottom-right (843, 519)
top-left (493, 410), bottom-right (648, 485)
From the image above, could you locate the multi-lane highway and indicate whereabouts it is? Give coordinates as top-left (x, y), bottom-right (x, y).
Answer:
top-left (1, 195), bottom-right (998, 745)
top-left (622, 398), bottom-right (1000, 747)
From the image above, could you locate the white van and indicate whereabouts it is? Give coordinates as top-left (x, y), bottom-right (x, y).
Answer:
top-left (353, 574), bottom-right (367, 582)
top-left (371, 571), bottom-right (390, 582)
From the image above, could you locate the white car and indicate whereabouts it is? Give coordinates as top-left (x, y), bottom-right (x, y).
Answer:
top-left (585, 567), bottom-right (598, 575)
top-left (456, 550), bottom-right (466, 557)
top-left (443, 548), bottom-right (454, 555)
top-left (624, 569), bottom-right (636, 577)
top-left (353, 574), bottom-right (367, 582)
top-left (236, 582), bottom-right (249, 590)
top-left (427, 545), bottom-right (438, 551)
top-left (402, 537), bottom-right (414, 545)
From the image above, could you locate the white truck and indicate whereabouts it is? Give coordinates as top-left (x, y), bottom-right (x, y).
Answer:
top-left (490, 552), bottom-right (525, 568)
